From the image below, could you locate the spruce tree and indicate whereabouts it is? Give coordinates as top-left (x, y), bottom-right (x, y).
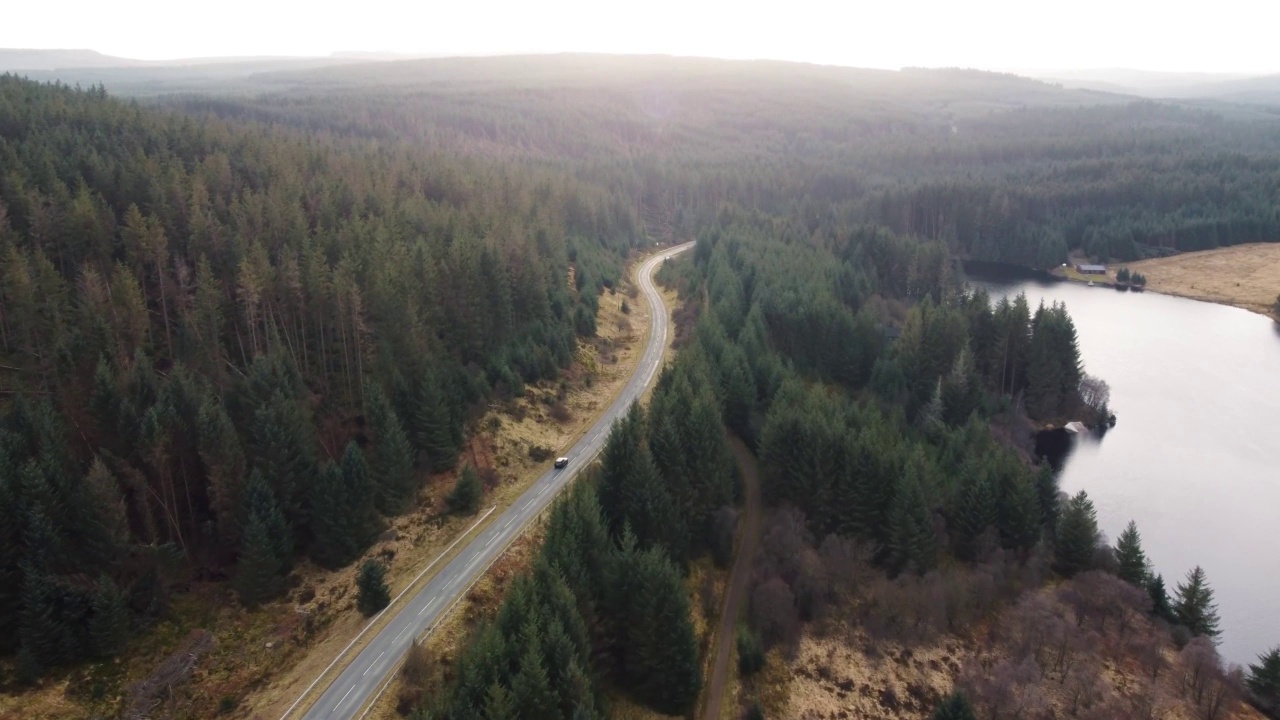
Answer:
top-left (240, 469), bottom-right (292, 573)
top-left (341, 441), bottom-right (380, 544)
top-left (309, 462), bottom-right (358, 569)
top-left (887, 473), bottom-right (937, 574)
top-left (1054, 490), bottom-right (1098, 577)
top-left (447, 465), bottom-right (483, 515)
top-left (249, 390), bottom-right (318, 529)
top-left (1147, 573), bottom-right (1175, 622)
top-left (598, 405), bottom-right (687, 565)
top-left (933, 692), bottom-right (978, 720)
top-left (365, 381), bottom-right (417, 515)
top-left (357, 559), bottom-right (391, 616)
top-left (1173, 566), bottom-right (1222, 641)
top-left (88, 575), bottom-right (130, 658)
top-left (1033, 464), bottom-right (1060, 531)
top-left (617, 544), bottom-right (701, 715)
top-left (409, 373), bottom-right (459, 473)
top-left (951, 468), bottom-right (996, 562)
top-left (1247, 646), bottom-right (1280, 714)
top-left (234, 513), bottom-right (284, 607)
top-left (1114, 520), bottom-right (1151, 587)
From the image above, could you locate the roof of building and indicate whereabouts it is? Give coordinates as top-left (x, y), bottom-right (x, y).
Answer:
top-left (1077, 264), bottom-right (1107, 272)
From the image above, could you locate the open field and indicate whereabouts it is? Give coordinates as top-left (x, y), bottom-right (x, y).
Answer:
top-left (1124, 243), bottom-right (1280, 317)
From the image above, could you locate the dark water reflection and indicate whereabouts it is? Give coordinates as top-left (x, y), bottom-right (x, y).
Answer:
top-left (966, 262), bottom-right (1280, 665)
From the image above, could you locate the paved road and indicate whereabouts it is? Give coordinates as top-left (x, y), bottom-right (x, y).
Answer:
top-left (289, 242), bottom-right (693, 720)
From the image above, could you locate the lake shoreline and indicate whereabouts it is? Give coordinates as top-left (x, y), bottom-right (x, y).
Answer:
top-left (968, 265), bottom-right (1280, 666)
top-left (1046, 268), bottom-right (1277, 318)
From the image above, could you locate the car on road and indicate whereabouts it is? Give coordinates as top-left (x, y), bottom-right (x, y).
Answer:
top-left (554, 456), bottom-right (569, 469)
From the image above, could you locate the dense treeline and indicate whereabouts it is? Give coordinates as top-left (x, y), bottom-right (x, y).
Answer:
top-left (162, 57), bottom-right (1280, 267)
top-left (5, 54), bottom-right (1280, 700)
top-left (0, 74), bottom-right (640, 678)
top-left (417, 349), bottom-right (737, 718)
top-left (664, 207), bottom-right (1272, 716)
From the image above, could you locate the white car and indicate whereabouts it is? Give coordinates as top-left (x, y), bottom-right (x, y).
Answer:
top-left (554, 457), bottom-right (569, 469)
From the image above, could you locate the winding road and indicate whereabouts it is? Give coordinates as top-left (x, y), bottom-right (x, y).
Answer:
top-left (285, 241), bottom-right (692, 720)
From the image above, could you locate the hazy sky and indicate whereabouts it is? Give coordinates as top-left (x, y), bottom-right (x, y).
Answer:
top-left (6, 0), bottom-right (1279, 74)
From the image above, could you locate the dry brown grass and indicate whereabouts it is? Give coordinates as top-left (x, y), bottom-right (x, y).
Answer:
top-left (775, 590), bottom-right (1268, 720)
top-left (1122, 243), bottom-right (1280, 317)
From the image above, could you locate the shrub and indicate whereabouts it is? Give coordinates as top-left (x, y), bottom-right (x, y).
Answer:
top-left (737, 627), bottom-right (766, 676)
top-left (447, 466), bottom-right (482, 515)
top-left (549, 401), bottom-right (573, 423)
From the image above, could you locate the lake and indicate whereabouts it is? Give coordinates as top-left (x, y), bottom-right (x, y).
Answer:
top-left (965, 262), bottom-right (1280, 666)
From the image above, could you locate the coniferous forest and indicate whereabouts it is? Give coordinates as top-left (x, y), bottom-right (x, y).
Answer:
top-left (1, 55), bottom-right (1278, 718)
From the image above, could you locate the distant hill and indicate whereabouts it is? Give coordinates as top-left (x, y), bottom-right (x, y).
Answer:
top-left (1028, 67), bottom-right (1280, 106)
top-left (0, 48), bottom-right (150, 71)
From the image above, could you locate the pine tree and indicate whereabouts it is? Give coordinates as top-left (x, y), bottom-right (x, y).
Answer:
top-left (357, 559), bottom-right (391, 616)
top-left (995, 469), bottom-right (1041, 553)
top-left (310, 462), bottom-right (358, 569)
top-left (1147, 573), bottom-right (1175, 622)
top-left (88, 575), bottom-right (130, 658)
top-left (408, 373), bottom-right (459, 473)
top-left (341, 441), bottom-right (380, 544)
top-left (932, 692), bottom-right (978, 720)
top-left (598, 405), bottom-right (687, 565)
top-left (951, 468), bottom-right (996, 562)
top-left (510, 634), bottom-right (557, 720)
top-left (448, 465), bottom-right (484, 515)
top-left (1247, 646), bottom-right (1280, 714)
top-left (197, 395), bottom-right (246, 544)
top-left (616, 543), bottom-right (702, 715)
top-left (1115, 520), bottom-right (1151, 587)
top-left (365, 381), bottom-right (417, 515)
top-left (1054, 490), bottom-right (1098, 577)
top-left (1174, 566), bottom-right (1222, 641)
top-left (249, 390), bottom-right (318, 529)
top-left (234, 513), bottom-right (284, 607)
top-left (887, 473), bottom-right (937, 574)
top-left (240, 469), bottom-right (292, 573)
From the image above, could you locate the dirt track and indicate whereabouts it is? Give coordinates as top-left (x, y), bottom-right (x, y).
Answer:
top-left (701, 436), bottom-right (763, 720)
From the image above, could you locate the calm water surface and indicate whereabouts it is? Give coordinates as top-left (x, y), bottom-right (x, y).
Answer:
top-left (966, 263), bottom-right (1280, 666)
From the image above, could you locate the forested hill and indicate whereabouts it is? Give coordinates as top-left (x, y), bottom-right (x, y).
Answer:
top-left (0, 74), bottom-right (638, 679)
top-left (159, 54), bottom-right (1280, 267)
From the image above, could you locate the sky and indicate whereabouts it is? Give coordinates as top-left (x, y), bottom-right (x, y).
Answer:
top-left (5, 0), bottom-right (1279, 74)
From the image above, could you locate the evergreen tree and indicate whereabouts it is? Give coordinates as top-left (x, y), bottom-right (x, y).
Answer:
top-left (313, 442), bottom-right (380, 570)
top-left (357, 559), bottom-right (392, 616)
top-left (598, 405), bottom-right (687, 565)
top-left (1114, 520), bottom-right (1151, 587)
top-left (249, 390), bottom-right (318, 529)
top-left (366, 381), bottom-right (417, 515)
top-left (886, 473), bottom-right (936, 574)
top-left (1173, 566), bottom-right (1222, 641)
top-left (88, 575), bottom-right (130, 658)
top-left (1147, 573), bottom-right (1175, 623)
top-left (448, 465), bottom-right (484, 515)
top-left (407, 372), bottom-right (459, 473)
top-left (1033, 464), bottom-right (1060, 532)
top-left (234, 513), bottom-right (285, 607)
top-left (951, 468), bottom-right (996, 562)
top-left (1054, 490), bottom-right (1098, 577)
top-left (932, 692), bottom-right (978, 720)
top-left (615, 542), bottom-right (701, 715)
top-left (510, 636), bottom-right (557, 720)
top-left (995, 469), bottom-right (1041, 553)
top-left (1247, 646), bottom-right (1280, 714)
top-left (240, 470), bottom-right (292, 573)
